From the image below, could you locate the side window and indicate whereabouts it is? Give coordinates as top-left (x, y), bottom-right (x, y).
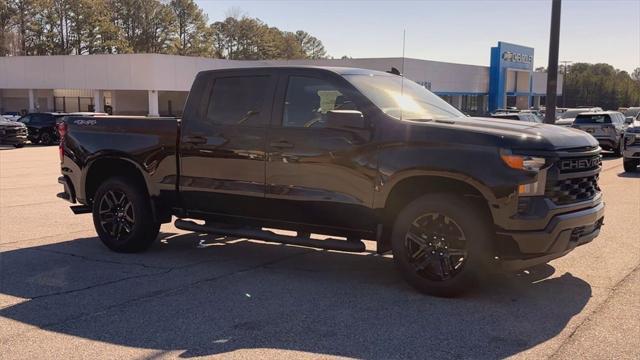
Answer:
top-left (206, 76), bottom-right (270, 126)
top-left (283, 76), bottom-right (357, 128)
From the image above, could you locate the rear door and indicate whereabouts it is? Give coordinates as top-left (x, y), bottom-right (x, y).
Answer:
top-left (179, 69), bottom-right (277, 219)
top-left (264, 69), bottom-right (377, 233)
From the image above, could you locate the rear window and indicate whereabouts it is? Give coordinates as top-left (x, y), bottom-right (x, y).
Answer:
top-left (624, 108), bottom-right (640, 117)
top-left (574, 114), bottom-right (611, 124)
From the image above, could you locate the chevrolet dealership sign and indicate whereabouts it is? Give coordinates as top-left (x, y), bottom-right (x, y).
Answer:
top-left (501, 51), bottom-right (533, 64)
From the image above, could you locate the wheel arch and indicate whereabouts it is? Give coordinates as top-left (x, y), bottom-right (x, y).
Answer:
top-left (83, 156), bottom-right (150, 206)
top-left (375, 171), bottom-right (497, 253)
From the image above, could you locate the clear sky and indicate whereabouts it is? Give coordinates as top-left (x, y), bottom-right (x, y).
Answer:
top-left (195, 0), bottom-right (640, 73)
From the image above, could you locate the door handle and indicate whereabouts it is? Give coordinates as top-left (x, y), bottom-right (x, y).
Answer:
top-left (184, 135), bottom-right (207, 145)
top-left (270, 140), bottom-right (294, 149)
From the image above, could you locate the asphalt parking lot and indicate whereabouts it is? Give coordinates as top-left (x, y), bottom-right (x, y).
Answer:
top-left (0, 145), bottom-right (638, 359)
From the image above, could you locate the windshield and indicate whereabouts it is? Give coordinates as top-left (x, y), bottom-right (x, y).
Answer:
top-left (574, 114), bottom-right (611, 124)
top-left (344, 74), bottom-right (464, 121)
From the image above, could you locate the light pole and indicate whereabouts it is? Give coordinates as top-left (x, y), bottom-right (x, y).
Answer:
top-left (544, 0), bottom-right (562, 124)
top-left (560, 60), bottom-right (573, 107)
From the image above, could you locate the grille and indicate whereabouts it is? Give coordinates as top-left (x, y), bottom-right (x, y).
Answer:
top-left (545, 175), bottom-right (600, 205)
top-left (2, 127), bottom-right (27, 136)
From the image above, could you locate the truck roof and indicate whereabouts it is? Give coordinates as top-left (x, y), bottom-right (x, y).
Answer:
top-left (198, 66), bottom-right (393, 77)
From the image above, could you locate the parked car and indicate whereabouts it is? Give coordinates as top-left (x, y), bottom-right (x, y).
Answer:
top-left (623, 107), bottom-right (640, 123)
top-left (555, 107), bottom-right (602, 126)
top-left (17, 112), bottom-right (67, 145)
top-left (2, 112), bottom-right (22, 122)
top-left (0, 117), bottom-right (28, 148)
top-left (57, 66), bottom-right (605, 296)
top-left (490, 112), bottom-right (542, 123)
top-left (571, 111), bottom-right (630, 155)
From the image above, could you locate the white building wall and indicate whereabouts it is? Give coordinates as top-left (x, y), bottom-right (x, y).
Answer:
top-left (112, 90), bottom-right (148, 115)
top-left (532, 71), bottom-right (563, 94)
top-left (0, 54), bottom-right (562, 114)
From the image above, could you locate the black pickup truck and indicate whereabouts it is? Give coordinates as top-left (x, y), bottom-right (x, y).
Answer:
top-left (58, 66), bottom-right (605, 296)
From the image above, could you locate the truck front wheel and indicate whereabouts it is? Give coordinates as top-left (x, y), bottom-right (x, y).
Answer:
top-left (92, 177), bottom-right (160, 253)
top-left (623, 158), bottom-right (638, 172)
top-left (391, 193), bottom-right (492, 297)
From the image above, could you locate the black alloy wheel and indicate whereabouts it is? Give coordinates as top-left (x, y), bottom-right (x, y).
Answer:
top-left (404, 212), bottom-right (468, 281)
top-left (98, 190), bottom-right (135, 242)
top-left (39, 132), bottom-right (53, 145)
top-left (391, 193), bottom-right (492, 297)
top-left (92, 177), bottom-right (160, 253)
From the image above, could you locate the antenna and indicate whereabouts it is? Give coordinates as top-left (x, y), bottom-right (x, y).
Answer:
top-left (401, 29), bottom-right (406, 121)
top-left (401, 29), bottom-right (406, 95)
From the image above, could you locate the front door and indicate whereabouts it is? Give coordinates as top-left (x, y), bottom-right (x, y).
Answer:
top-left (265, 70), bottom-right (378, 233)
top-left (179, 70), bottom-right (277, 219)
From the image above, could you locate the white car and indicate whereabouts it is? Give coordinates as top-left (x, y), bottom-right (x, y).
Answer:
top-left (554, 107), bottom-right (602, 126)
top-left (623, 124), bottom-right (640, 172)
top-left (1, 114), bottom-right (21, 122)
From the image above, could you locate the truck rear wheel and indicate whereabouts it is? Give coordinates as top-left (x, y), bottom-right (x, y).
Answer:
top-left (92, 177), bottom-right (160, 253)
top-left (391, 193), bottom-right (492, 297)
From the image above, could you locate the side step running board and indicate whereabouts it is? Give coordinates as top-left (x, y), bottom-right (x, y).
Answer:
top-left (174, 219), bottom-right (366, 253)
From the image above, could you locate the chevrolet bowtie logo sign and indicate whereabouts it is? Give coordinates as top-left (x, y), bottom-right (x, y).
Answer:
top-left (502, 51), bottom-right (533, 64)
top-left (559, 157), bottom-right (602, 171)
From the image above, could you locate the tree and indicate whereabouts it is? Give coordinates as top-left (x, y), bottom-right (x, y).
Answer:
top-left (562, 63), bottom-right (640, 109)
top-left (0, 1), bottom-right (329, 60)
top-left (632, 67), bottom-right (640, 84)
top-left (294, 30), bottom-right (326, 59)
top-left (0, 0), bottom-right (16, 56)
top-left (169, 0), bottom-right (211, 56)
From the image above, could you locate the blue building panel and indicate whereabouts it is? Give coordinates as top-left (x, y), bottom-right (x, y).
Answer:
top-left (488, 42), bottom-right (535, 112)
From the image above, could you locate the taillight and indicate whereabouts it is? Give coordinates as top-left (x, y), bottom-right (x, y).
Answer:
top-left (58, 122), bottom-right (67, 162)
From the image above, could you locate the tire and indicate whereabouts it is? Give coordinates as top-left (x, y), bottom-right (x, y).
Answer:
top-left (39, 132), bottom-right (54, 146)
top-left (623, 158), bottom-right (638, 172)
top-left (391, 193), bottom-right (492, 297)
top-left (92, 177), bottom-right (160, 253)
top-left (614, 138), bottom-right (623, 157)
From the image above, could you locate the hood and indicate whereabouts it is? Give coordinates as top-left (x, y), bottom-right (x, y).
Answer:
top-left (0, 119), bottom-right (25, 128)
top-left (407, 116), bottom-right (598, 151)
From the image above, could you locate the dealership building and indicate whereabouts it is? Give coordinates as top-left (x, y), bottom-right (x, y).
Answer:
top-left (0, 42), bottom-right (561, 117)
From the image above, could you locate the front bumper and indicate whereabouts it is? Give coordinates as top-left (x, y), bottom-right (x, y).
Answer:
top-left (622, 134), bottom-right (640, 158)
top-left (0, 131), bottom-right (28, 145)
top-left (498, 200), bottom-right (605, 270)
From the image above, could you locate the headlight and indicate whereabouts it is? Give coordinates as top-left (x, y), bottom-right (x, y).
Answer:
top-left (500, 152), bottom-right (546, 172)
top-left (500, 151), bottom-right (547, 196)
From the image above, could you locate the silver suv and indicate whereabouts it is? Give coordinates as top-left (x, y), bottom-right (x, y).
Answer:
top-left (571, 111), bottom-right (630, 156)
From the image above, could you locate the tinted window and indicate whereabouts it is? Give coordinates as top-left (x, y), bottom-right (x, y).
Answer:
top-left (17, 115), bottom-right (31, 124)
top-left (34, 114), bottom-right (55, 125)
top-left (623, 108), bottom-right (640, 118)
top-left (491, 115), bottom-right (519, 121)
top-left (574, 114), bottom-right (611, 124)
top-left (206, 76), bottom-right (270, 126)
top-left (283, 76), bottom-right (356, 128)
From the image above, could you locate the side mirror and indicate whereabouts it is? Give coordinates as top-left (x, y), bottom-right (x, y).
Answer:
top-left (625, 116), bottom-right (634, 125)
top-left (326, 110), bottom-right (367, 130)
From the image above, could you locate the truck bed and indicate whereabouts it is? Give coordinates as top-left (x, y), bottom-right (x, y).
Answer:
top-left (61, 115), bottom-right (180, 205)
